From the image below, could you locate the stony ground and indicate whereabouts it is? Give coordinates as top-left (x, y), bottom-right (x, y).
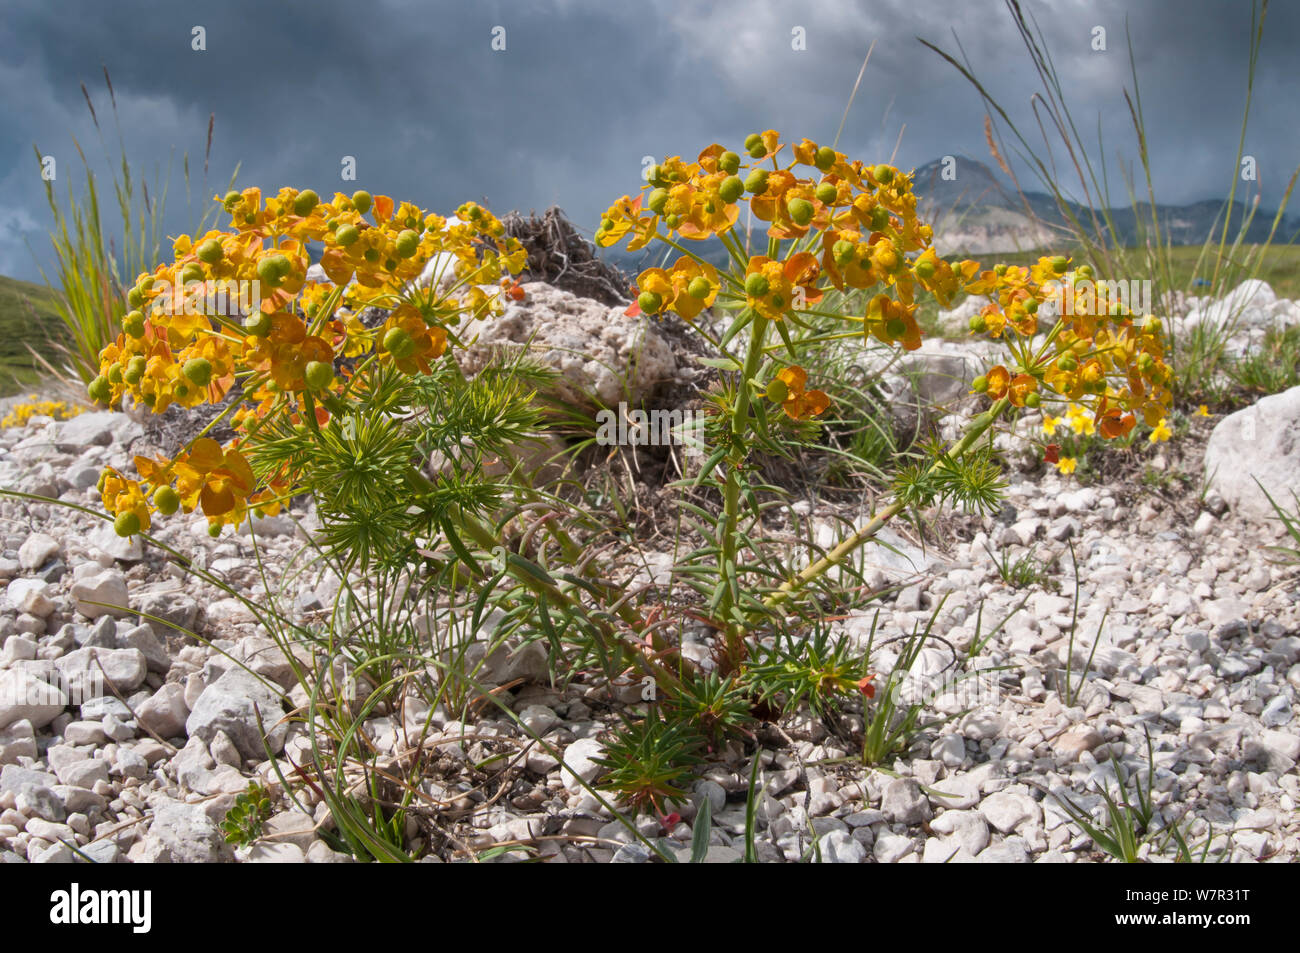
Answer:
top-left (0, 284), bottom-right (1297, 864)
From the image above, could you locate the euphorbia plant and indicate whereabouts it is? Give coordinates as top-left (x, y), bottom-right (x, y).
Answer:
top-left (595, 130), bottom-right (1173, 668)
top-left (88, 186), bottom-right (531, 536)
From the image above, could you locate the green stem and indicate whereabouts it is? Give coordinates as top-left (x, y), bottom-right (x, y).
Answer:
top-left (758, 397), bottom-right (1011, 616)
top-left (718, 309), bottom-right (769, 650)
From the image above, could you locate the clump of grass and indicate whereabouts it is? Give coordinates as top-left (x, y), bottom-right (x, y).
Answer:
top-left (1229, 325), bottom-right (1300, 396)
top-left (33, 69), bottom-right (236, 386)
top-left (983, 541), bottom-right (1052, 590)
top-left (1257, 480), bottom-right (1300, 565)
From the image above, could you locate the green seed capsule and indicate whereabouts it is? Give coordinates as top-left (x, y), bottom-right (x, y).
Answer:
top-left (744, 169), bottom-right (769, 194)
top-left (1050, 256), bottom-right (1070, 273)
top-left (972, 375), bottom-right (989, 393)
top-left (815, 182), bottom-right (838, 205)
top-left (1024, 392), bottom-right (1041, 408)
top-left (222, 190), bottom-right (242, 211)
top-left (183, 358), bottom-right (213, 388)
top-left (873, 164), bottom-right (894, 185)
top-left (833, 240), bottom-right (856, 267)
top-left (383, 326), bottom-right (416, 359)
top-left (351, 191), bottom-right (373, 215)
top-left (293, 189), bottom-right (319, 216)
top-left (914, 259), bottom-right (936, 280)
top-left (395, 229), bottom-right (420, 258)
top-left (718, 151), bottom-right (741, 174)
top-left (257, 254), bottom-right (290, 287)
top-left (114, 511), bottom-right (141, 538)
top-left (969, 314), bottom-right (987, 333)
top-left (123, 310), bottom-right (146, 339)
top-left (766, 377), bottom-right (789, 404)
top-left (107, 365), bottom-right (123, 385)
top-left (124, 357), bottom-right (146, 385)
top-left (647, 188), bottom-right (670, 214)
top-left (885, 317), bottom-right (907, 339)
top-left (243, 310), bottom-right (272, 337)
top-left (207, 523), bottom-right (222, 538)
top-left (303, 361), bottom-right (335, 391)
top-left (687, 276), bottom-right (711, 299)
top-left (637, 291), bottom-right (663, 314)
top-left (744, 133), bottom-right (763, 151)
top-left (788, 198), bottom-right (815, 226)
top-left (127, 287), bottom-right (145, 310)
top-left (747, 142), bottom-right (767, 159)
top-left (870, 207), bottom-right (891, 231)
top-left (196, 239), bottom-right (224, 264)
top-left (181, 263), bottom-right (206, 286)
top-left (153, 486), bottom-right (180, 515)
top-left (719, 176), bottom-right (745, 204)
top-left (745, 273), bottom-right (770, 298)
top-left (88, 376), bottom-right (111, 404)
top-left (815, 146), bottom-right (837, 171)
top-left (363, 248), bottom-right (380, 263)
top-left (335, 224), bottom-right (360, 247)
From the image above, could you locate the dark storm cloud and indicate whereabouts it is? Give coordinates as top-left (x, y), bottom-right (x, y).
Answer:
top-left (1, 0), bottom-right (1295, 280)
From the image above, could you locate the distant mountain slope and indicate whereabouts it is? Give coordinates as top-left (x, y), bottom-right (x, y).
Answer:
top-left (0, 274), bottom-right (62, 394)
top-left (913, 155), bottom-right (1297, 255)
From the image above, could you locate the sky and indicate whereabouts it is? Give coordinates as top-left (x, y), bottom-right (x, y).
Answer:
top-left (1, 0), bottom-right (1296, 283)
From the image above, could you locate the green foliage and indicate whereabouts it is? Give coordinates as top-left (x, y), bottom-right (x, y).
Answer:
top-left (745, 623), bottom-right (870, 720)
top-left (1257, 480), bottom-right (1300, 565)
top-left (663, 670), bottom-right (755, 745)
top-left (595, 712), bottom-right (706, 815)
top-left (1230, 325), bottom-right (1300, 396)
top-left (983, 541), bottom-right (1051, 590)
top-left (221, 782), bottom-right (274, 846)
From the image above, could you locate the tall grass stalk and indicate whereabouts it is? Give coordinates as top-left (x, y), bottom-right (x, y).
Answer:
top-left (32, 70), bottom-right (236, 385)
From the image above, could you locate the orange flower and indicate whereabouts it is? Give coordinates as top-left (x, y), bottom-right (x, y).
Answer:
top-left (985, 365), bottom-right (1011, 400)
top-left (769, 365), bottom-right (830, 420)
top-left (173, 438), bottom-right (256, 519)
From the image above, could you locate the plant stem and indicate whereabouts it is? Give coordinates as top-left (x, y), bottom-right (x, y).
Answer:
top-left (718, 309), bottom-right (768, 654)
top-left (758, 396), bottom-right (1011, 616)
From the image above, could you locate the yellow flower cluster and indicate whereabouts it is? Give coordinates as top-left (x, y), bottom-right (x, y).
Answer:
top-left (88, 188), bottom-right (527, 534)
top-left (1, 396), bottom-right (84, 428)
top-left (596, 132), bottom-right (947, 353)
top-left (597, 133), bottom-right (1172, 438)
top-left (968, 260), bottom-right (1172, 436)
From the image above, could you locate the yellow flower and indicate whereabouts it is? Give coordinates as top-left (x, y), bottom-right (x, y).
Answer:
top-left (1042, 413), bottom-right (1060, 437)
top-left (1148, 418), bottom-right (1172, 443)
top-left (1055, 456), bottom-right (1077, 475)
top-left (1066, 404), bottom-right (1096, 436)
top-left (1195, 404), bottom-right (1210, 417)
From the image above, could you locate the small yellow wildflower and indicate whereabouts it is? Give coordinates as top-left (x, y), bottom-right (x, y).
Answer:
top-left (1148, 418), bottom-right (1172, 443)
top-left (1056, 456), bottom-right (1078, 475)
top-left (1042, 413), bottom-right (1060, 437)
top-left (1066, 403), bottom-right (1096, 436)
top-left (1195, 405), bottom-right (1210, 417)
